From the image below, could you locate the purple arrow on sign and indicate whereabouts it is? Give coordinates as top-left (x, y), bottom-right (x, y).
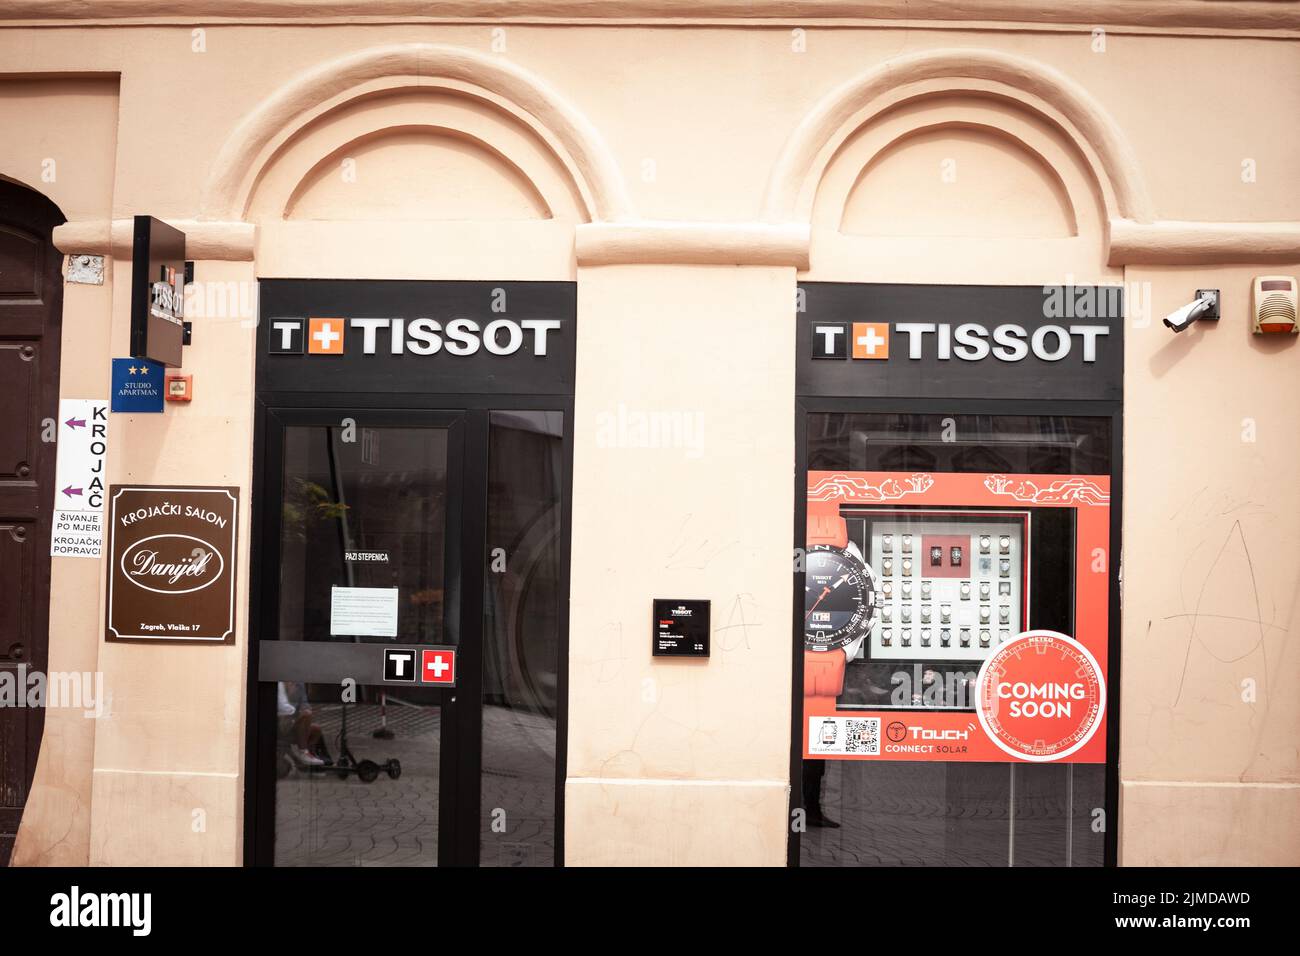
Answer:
top-left (66, 417), bottom-right (86, 429)
top-left (62, 486), bottom-right (83, 498)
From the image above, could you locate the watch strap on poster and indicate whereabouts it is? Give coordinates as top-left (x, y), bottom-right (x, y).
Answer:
top-left (807, 512), bottom-right (848, 548)
top-left (804, 648), bottom-right (848, 698)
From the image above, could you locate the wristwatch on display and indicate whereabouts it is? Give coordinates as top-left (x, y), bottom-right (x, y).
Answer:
top-left (804, 512), bottom-right (877, 699)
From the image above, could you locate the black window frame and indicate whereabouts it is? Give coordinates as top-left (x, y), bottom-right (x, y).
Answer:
top-left (244, 278), bottom-right (575, 868)
top-left (785, 280), bottom-right (1123, 868)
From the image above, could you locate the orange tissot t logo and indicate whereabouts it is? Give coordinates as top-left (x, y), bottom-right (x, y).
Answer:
top-left (308, 317), bottom-right (346, 354)
top-left (851, 322), bottom-right (889, 359)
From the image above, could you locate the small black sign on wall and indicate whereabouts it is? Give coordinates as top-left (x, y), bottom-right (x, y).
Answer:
top-left (652, 599), bottom-right (710, 658)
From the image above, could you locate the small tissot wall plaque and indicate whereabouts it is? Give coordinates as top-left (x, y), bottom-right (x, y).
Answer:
top-left (652, 599), bottom-right (710, 658)
top-left (106, 485), bottom-right (240, 642)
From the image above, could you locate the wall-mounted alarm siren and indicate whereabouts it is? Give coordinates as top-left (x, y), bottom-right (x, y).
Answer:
top-left (1252, 276), bottom-right (1297, 335)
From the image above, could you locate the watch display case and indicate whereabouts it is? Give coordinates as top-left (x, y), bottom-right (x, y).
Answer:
top-left (862, 511), bottom-right (1027, 664)
top-left (830, 502), bottom-right (1073, 714)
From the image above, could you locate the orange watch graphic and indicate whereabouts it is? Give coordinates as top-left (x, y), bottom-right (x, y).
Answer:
top-left (804, 512), bottom-right (876, 699)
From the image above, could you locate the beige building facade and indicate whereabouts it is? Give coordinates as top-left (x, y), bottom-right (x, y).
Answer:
top-left (0, 1), bottom-right (1297, 867)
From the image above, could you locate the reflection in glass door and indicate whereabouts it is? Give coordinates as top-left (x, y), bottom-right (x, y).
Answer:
top-left (480, 411), bottom-right (565, 866)
top-left (263, 416), bottom-right (459, 867)
top-left (252, 406), bottom-right (569, 867)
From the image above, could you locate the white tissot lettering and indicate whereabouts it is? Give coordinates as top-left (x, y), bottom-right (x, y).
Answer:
top-left (273, 320), bottom-right (297, 349)
top-left (895, 323), bottom-right (935, 360)
top-left (406, 318), bottom-right (441, 355)
top-left (816, 325), bottom-right (843, 352)
top-left (991, 324), bottom-right (1029, 361)
top-left (281, 315), bottom-right (562, 358)
top-left (350, 318), bottom-right (388, 354)
top-left (953, 323), bottom-right (990, 361)
top-left (483, 318), bottom-right (523, 355)
top-left (819, 320), bottom-right (1104, 363)
top-left (521, 319), bottom-right (561, 356)
top-left (1032, 325), bottom-right (1070, 361)
top-left (444, 318), bottom-right (481, 356)
top-left (1070, 325), bottom-right (1108, 363)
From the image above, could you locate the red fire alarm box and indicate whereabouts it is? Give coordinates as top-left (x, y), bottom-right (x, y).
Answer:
top-left (165, 373), bottom-right (192, 402)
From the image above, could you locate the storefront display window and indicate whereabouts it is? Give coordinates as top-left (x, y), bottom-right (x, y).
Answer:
top-left (799, 412), bottom-right (1113, 866)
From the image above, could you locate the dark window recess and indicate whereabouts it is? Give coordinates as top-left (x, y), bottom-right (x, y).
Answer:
top-left (480, 411), bottom-right (564, 867)
top-left (807, 413), bottom-right (1111, 475)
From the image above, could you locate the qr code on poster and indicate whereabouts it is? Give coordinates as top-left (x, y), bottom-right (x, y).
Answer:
top-left (845, 718), bottom-right (881, 755)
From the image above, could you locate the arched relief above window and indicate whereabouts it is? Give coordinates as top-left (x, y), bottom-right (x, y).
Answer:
top-left (813, 95), bottom-right (1103, 241)
top-left (201, 44), bottom-right (631, 225)
top-left (764, 49), bottom-right (1156, 234)
top-left (802, 89), bottom-right (1119, 282)
top-left (246, 89), bottom-right (583, 224)
top-left (836, 125), bottom-right (1077, 239)
top-left (283, 128), bottom-right (551, 222)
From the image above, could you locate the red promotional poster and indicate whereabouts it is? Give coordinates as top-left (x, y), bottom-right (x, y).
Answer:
top-left (802, 470), bottom-right (1110, 763)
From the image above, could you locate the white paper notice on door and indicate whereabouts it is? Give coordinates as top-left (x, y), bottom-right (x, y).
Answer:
top-left (330, 586), bottom-right (399, 637)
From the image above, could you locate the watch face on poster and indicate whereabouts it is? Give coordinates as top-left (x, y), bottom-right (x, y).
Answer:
top-left (804, 545), bottom-right (876, 651)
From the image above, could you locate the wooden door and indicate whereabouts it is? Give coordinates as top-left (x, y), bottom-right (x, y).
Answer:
top-left (0, 180), bottom-right (64, 865)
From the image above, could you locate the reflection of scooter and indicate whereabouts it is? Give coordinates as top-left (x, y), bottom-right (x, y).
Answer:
top-left (277, 697), bottom-right (401, 783)
top-left (319, 426), bottom-right (400, 783)
top-left (329, 697), bottom-right (401, 784)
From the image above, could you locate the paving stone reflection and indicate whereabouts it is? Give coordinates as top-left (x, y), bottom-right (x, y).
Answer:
top-left (275, 700), bottom-right (555, 867)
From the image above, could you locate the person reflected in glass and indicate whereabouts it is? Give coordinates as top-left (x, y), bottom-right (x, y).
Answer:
top-left (279, 681), bottom-right (327, 768)
top-left (803, 759), bottom-right (839, 828)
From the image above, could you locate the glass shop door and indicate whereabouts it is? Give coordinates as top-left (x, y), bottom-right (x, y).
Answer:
top-left (253, 409), bottom-right (470, 866)
top-left (250, 406), bottom-right (569, 867)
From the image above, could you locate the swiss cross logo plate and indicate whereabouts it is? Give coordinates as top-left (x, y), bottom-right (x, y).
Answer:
top-left (307, 317), bottom-right (346, 355)
top-left (420, 649), bottom-right (456, 685)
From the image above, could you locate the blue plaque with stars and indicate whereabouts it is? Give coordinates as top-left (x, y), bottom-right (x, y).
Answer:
top-left (111, 357), bottom-right (165, 412)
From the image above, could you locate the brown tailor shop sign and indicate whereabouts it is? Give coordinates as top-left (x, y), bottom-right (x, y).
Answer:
top-left (105, 485), bottom-right (239, 643)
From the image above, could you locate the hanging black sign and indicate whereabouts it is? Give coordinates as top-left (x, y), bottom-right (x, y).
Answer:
top-left (129, 216), bottom-right (187, 367)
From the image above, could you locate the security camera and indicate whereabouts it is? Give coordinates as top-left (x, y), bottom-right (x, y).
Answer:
top-left (1163, 289), bottom-right (1219, 333)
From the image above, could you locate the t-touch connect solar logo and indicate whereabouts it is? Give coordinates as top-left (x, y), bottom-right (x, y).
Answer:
top-left (811, 321), bottom-right (1109, 363)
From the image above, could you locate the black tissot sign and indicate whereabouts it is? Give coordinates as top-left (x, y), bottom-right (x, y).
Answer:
top-left (653, 599), bottom-right (710, 657)
top-left (798, 283), bottom-right (1123, 401)
top-left (130, 216), bottom-right (187, 368)
top-left (258, 279), bottom-right (576, 396)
